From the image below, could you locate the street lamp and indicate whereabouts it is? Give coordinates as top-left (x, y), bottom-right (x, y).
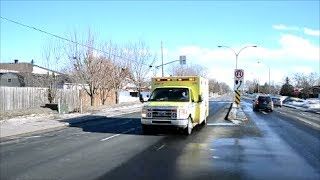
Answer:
top-left (218, 45), bottom-right (257, 69)
top-left (257, 61), bottom-right (271, 94)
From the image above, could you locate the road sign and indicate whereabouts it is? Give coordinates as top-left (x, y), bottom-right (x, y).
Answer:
top-left (234, 69), bottom-right (244, 90)
top-left (234, 90), bottom-right (241, 105)
top-left (234, 79), bottom-right (244, 90)
top-left (234, 69), bottom-right (244, 80)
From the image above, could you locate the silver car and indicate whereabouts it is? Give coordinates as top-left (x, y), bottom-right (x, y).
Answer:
top-left (271, 97), bottom-right (282, 107)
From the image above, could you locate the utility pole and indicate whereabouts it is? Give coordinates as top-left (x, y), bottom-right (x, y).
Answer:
top-left (161, 41), bottom-right (164, 77)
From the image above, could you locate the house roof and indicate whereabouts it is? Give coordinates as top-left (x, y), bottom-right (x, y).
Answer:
top-left (0, 63), bottom-right (33, 73)
top-left (0, 61), bottom-right (62, 75)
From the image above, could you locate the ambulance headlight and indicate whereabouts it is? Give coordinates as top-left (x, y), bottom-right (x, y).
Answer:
top-left (142, 108), bottom-right (152, 118)
top-left (178, 108), bottom-right (188, 119)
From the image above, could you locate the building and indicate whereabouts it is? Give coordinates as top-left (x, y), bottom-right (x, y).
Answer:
top-left (0, 59), bottom-right (62, 87)
top-left (0, 59), bottom-right (60, 75)
top-left (312, 86), bottom-right (320, 98)
top-left (0, 71), bottom-right (25, 87)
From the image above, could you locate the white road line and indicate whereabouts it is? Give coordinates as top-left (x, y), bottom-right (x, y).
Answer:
top-left (212, 156), bottom-right (220, 159)
top-left (262, 111), bottom-right (268, 115)
top-left (24, 135), bottom-right (41, 139)
top-left (207, 123), bottom-right (237, 126)
top-left (100, 128), bottom-right (135, 142)
top-left (100, 134), bottom-right (121, 141)
top-left (157, 144), bottom-right (165, 151)
top-left (119, 121), bottom-right (130, 125)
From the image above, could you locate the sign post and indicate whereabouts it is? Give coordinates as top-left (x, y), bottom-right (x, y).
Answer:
top-left (234, 69), bottom-right (244, 107)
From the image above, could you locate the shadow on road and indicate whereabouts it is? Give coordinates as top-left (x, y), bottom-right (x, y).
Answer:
top-left (61, 115), bottom-right (205, 136)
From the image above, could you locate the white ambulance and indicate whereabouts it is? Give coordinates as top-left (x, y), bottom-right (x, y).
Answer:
top-left (141, 76), bottom-right (209, 135)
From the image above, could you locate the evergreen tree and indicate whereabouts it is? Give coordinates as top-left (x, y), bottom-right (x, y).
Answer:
top-left (280, 77), bottom-right (294, 96)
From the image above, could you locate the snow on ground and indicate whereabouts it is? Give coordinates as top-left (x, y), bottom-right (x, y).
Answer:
top-left (118, 91), bottom-right (151, 103)
top-left (283, 97), bottom-right (320, 110)
top-left (119, 91), bottom-right (139, 103)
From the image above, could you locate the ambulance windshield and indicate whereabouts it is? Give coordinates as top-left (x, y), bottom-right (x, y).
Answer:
top-left (149, 88), bottom-right (189, 102)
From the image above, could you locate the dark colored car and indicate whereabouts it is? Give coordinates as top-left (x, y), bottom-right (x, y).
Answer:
top-left (252, 95), bottom-right (274, 112)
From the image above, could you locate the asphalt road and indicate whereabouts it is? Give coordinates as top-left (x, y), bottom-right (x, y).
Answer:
top-left (1, 97), bottom-right (319, 180)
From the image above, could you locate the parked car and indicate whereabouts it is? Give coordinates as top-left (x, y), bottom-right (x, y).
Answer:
top-left (253, 95), bottom-right (274, 112)
top-left (271, 96), bottom-right (282, 107)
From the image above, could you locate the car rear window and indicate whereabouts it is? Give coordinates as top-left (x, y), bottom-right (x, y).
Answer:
top-left (258, 96), bottom-right (271, 102)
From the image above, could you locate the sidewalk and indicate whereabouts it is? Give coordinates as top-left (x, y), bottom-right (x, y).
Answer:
top-left (0, 101), bottom-right (143, 139)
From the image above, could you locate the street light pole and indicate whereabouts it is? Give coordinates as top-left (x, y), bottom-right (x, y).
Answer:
top-left (218, 45), bottom-right (257, 69)
top-left (149, 56), bottom-right (186, 75)
top-left (257, 61), bottom-right (271, 94)
top-left (161, 41), bottom-right (164, 77)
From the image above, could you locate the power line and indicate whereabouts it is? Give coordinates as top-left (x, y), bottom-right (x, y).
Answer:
top-left (0, 16), bottom-right (152, 67)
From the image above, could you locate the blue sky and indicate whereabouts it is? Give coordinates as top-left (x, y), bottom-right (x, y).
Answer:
top-left (1, 1), bottom-right (319, 87)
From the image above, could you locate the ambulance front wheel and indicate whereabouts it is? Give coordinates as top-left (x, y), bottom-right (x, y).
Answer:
top-left (184, 116), bottom-right (193, 135)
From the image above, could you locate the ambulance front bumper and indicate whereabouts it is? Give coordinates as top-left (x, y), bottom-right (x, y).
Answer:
top-left (141, 118), bottom-right (188, 128)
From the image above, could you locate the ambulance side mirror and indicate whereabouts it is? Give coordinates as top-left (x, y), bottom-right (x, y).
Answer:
top-left (198, 95), bottom-right (203, 103)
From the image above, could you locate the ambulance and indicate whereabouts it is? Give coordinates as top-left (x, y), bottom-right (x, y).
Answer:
top-left (141, 76), bottom-right (209, 135)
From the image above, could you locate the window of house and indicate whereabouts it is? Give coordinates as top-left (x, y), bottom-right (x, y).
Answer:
top-left (7, 79), bottom-right (12, 83)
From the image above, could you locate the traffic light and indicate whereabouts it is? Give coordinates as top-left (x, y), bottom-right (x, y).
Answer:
top-left (179, 56), bottom-right (186, 65)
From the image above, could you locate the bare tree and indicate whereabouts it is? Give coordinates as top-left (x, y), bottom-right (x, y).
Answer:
top-left (126, 40), bottom-right (157, 96)
top-left (209, 78), bottom-right (231, 95)
top-left (66, 31), bottom-right (105, 106)
top-left (100, 41), bottom-right (131, 104)
top-left (291, 72), bottom-right (319, 98)
top-left (97, 57), bottom-right (114, 105)
top-left (38, 38), bottom-right (63, 103)
top-left (167, 63), bottom-right (208, 77)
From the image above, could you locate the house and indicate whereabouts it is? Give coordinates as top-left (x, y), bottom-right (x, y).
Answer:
top-left (0, 71), bottom-right (25, 87)
top-left (0, 59), bottom-right (62, 87)
top-left (0, 59), bottom-right (60, 75)
top-left (312, 86), bottom-right (320, 98)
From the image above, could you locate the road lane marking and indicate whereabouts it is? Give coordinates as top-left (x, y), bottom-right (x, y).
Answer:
top-left (101, 134), bottom-right (121, 141)
top-left (119, 121), bottom-right (131, 125)
top-left (295, 117), bottom-right (320, 130)
top-left (207, 123), bottom-right (237, 126)
top-left (212, 156), bottom-right (220, 159)
top-left (262, 111), bottom-right (268, 115)
top-left (100, 128), bottom-right (135, 141)
top-left (157, 144), bottom-right (165, 151)
top-left (24, 135), bottom-right (41, 139)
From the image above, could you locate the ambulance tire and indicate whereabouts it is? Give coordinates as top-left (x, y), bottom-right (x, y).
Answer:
top-left (184, 116), bottom-right (193, 135)
top-left (201, 115), bottom-right (207, 126)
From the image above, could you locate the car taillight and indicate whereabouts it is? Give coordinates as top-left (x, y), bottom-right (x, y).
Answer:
top-left (255, 100), bottom-right (259, 105)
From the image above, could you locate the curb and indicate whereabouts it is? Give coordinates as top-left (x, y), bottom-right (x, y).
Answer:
top-left (0, 125), bottom-right (67, 143)
top-left (226, 103), bottom-right (248, 125)
top-left (283, 104), bottom-right (320, 114)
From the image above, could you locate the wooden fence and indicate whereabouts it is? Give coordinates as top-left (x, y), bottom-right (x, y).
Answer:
top-left (0, 87), bottom-right (80, 112)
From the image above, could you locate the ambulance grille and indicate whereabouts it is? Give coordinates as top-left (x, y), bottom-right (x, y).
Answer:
top-left (152, 109), bottom-right (172, 118)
